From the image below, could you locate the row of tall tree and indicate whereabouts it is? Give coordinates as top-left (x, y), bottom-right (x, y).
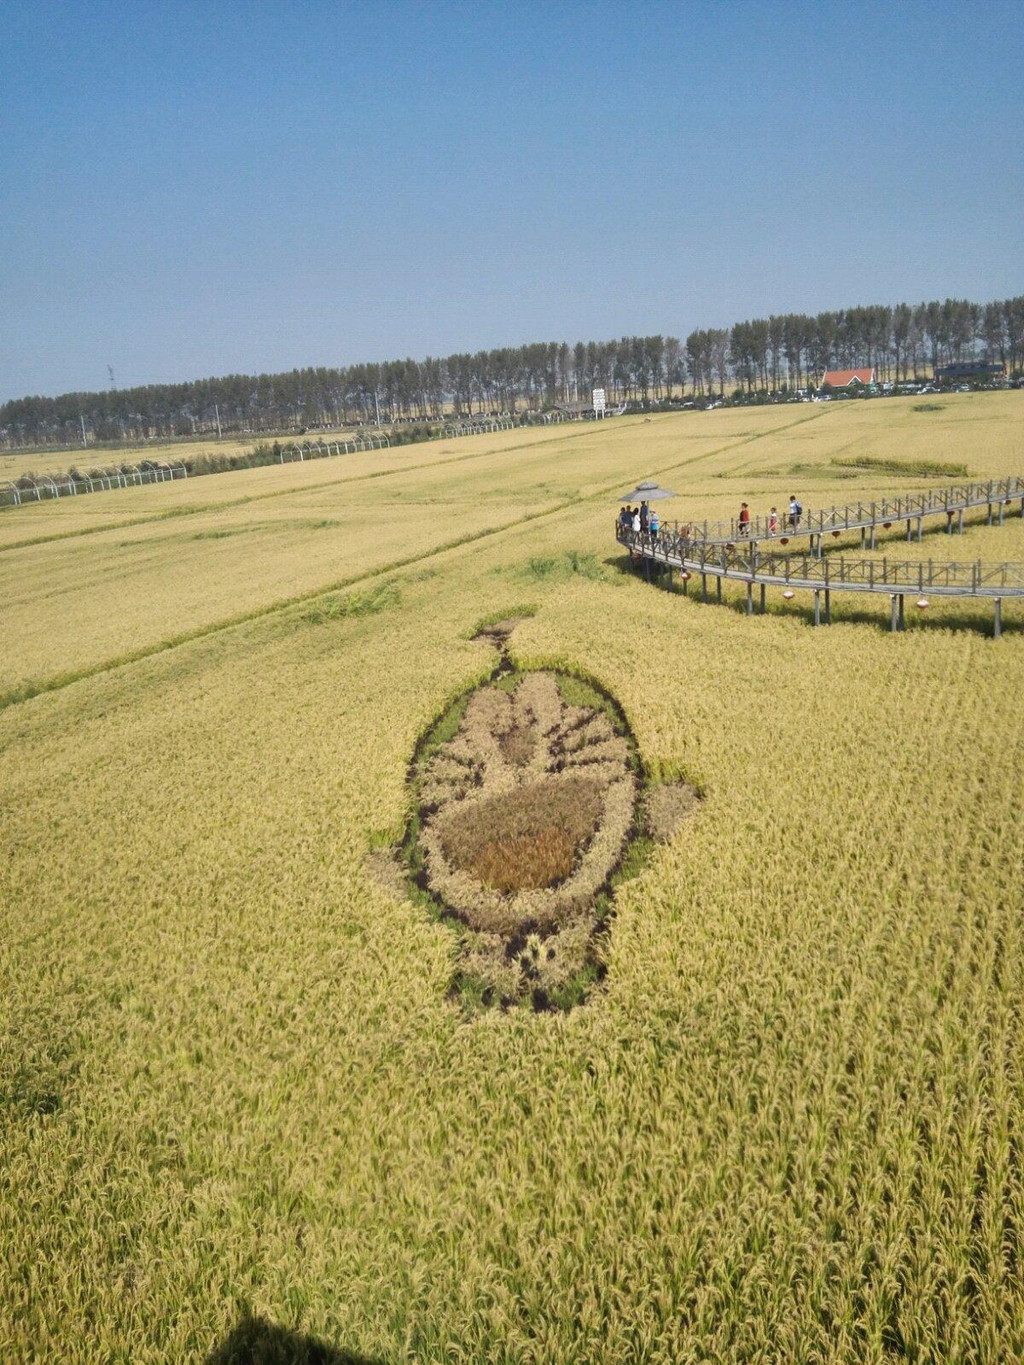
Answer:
top-left (3, 295), bottom-right (1022, 449)
top-left (688, 298), bottom-right (1024, 395)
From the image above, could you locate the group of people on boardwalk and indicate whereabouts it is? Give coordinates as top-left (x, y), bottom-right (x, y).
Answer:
top-left (737, 496), bottom-right (803, 536)
top-left (621, 495), bottom-right (803, 543)
top-left (619, 501), bottom-right (661, 538)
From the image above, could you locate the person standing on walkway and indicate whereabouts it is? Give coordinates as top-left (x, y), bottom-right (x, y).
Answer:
top-left (649, 506), bottom-right (660, 542)
top-left (738, 502), bottom-right (750, 536)
top-left (631, 506), bottom-right (641, 535)
top-left (788, 495), bottom-right (802, 529)
top-left (639, 501), bottom-right (649, 534)
top-left (768, 506), bottom-right (779, 534)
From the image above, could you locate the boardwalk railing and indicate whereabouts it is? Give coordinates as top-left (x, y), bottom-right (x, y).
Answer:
top-left (677, 476), bottom-right (1024, 547)
top-left (619, 528), bottom-right (1024, 595)
top-left (616, 523), bottom-right (1024, 635)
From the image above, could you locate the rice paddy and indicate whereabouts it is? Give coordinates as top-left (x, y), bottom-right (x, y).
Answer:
top-left (2, 391), bottom-right (1023, 1362)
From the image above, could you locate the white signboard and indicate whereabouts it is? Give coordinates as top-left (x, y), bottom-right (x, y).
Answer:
top-left (592, 387), bottom-right (606, 416)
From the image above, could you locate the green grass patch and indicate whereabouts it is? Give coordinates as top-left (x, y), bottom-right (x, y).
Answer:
top-left (508, 550), bottom-right (617, 584)
top-left (911, 403), bottom-right (946, 414)
top-left (613, 832), bottom-right (657, 887)
top-left (644, 756), bottom-right (707, 797)
top-left (471, 603), bottom-right (538, 634)
top-left (450, 971), bottom-right (494, 1011)
top-left (833, 454), bottom-right (966, 477)
top-left (727, 464), bottom-right (861, 481)
top-left (419, 695), bottom-right (470, 759)
top-left (746, 454), bottom-right (969, 481)
top-left (554, 671), bottom-right (613, 714)
top-left (545, 962), bottom-right (601, 1011)
top-left (301, 581), bottom-right (401, 625)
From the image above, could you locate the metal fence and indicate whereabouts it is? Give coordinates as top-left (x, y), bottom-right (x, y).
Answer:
top-left (441, 419), bottom-right (517, 438)
top-left (281, 434), bottom-right (391, 462)
top-left (0, 462), bottom-right (188, 507)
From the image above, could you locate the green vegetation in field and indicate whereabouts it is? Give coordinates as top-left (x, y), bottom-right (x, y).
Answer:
top-left (469, 603), bottom-right (538, 635)
top-left (506, 549), bottom-right (619, 583)
top-left (750, 453), bottom-right (970, 481)
top-left (300, 581), bottom-right (401, 625)
top-left (833, 453), bottom-right (966, 477)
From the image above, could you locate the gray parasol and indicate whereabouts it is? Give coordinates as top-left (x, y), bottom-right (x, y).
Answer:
top-left (619, 478), bottom-right (677, 501)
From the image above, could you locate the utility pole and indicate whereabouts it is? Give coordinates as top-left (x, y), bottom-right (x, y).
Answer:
top-left (374, 388), bottom-right (381, 427)
top-left (80, 415), bottom-right (87, 448)
top-left (215, 403), bottom-right (222, 439)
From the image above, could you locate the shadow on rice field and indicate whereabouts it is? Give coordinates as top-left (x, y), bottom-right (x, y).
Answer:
top-left (207, 1314), bottom-right (383, 1364)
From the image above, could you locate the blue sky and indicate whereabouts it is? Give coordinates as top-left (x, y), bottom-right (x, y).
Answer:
top-left (1, 0), bottom-right (1021, 401)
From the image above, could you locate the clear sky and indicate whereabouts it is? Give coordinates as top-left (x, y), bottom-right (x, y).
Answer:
top-left (1, 0), bottom-right (1021, 401)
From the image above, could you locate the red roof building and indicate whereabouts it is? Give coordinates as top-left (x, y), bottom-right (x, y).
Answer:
top-left (821, 367), bottom-right (876, 388)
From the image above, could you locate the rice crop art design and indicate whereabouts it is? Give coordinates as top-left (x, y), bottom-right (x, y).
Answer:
top-left (402, 620), bottom-right (698, 1011)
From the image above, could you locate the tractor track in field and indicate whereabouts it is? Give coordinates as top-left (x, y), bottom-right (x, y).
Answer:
top-left (0, 408), bottom-right (833, 715)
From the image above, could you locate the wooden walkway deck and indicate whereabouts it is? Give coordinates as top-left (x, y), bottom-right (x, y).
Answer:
top-left (617, 478), bottom-right (1024, 635)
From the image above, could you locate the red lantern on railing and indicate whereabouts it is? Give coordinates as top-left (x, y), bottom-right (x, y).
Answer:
top-left (916, 597), bottom-right (929, 610)
top-left (681, 571), bottom-right (691, 581)
top-left (780, 537), bottom-right (789, 546)
top-left (883, 521), bottom-right (892, 529)
top-left (783, 589), bottom-right (795, 600)
top-left (832, 529), bottom-right (841, 537)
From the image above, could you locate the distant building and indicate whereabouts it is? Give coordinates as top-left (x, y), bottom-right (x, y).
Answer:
top-left (934, 361), bottom-right (1004, 382)
top-left (820, 367), bottom-right (876, 389)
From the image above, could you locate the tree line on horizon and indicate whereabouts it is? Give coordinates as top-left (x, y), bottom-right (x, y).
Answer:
top-left (3, 294), bottom-right (1022, 449)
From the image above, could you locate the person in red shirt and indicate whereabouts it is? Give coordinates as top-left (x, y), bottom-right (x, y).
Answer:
top-left (738, 502), bottom-right (751, 536)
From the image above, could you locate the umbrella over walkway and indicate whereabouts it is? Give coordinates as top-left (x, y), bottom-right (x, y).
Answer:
top-left (620, 478), bottom-right (677, 501)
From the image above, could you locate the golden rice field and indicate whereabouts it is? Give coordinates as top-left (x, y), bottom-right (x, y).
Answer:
top-left (2, 392), bottom-right (1023, 1362)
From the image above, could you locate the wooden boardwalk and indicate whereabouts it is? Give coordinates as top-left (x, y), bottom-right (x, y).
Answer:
top-left (617, 478), bottom-right (1024, 635)
top-left (670, 476), bottom-right (1024, 551)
